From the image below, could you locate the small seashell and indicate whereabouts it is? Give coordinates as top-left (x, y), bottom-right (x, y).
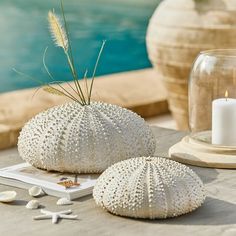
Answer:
top-left (57, 180), bottom-right (74, 188)
top-left (28, 186), bottom-right (45, 197)
top-left (0, 191), bottom-right (17, 203)
top-left (26, 200), bottom-right (40, 209)
top-left (56, 197), bottom-right (73, 206)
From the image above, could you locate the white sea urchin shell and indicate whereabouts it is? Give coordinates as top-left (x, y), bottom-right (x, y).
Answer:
top-left (93, 157), bottom-right (205, 219)
top-left (18, 102), bottom-right (156, 173)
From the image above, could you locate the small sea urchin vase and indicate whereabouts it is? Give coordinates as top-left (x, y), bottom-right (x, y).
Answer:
top-left (93, 156), bottom-right (205, 219)
top-left (18, 102), bottom-right (156, 173)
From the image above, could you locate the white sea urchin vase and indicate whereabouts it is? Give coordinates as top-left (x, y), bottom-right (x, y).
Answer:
top-left (93, 156), bottom-right (205, 219)
top-left (18, 102), bottom-right (156, 173)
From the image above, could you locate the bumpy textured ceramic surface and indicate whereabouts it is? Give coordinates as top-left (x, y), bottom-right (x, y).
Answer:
top-left (18, 102), bottom-right (156, 173)
top-left (93, 157), bottom-right (205, 219)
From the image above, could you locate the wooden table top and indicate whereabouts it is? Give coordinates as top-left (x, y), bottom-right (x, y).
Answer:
top-left (0, 127), bottom-right (235, 236)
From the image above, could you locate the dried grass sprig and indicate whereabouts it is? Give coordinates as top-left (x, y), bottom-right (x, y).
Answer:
top-left (42, 85), bottom-right (78, 102)
top-left (48, 10), bottom-right (68, 51)
top-left (88, 40), bottom-right (106, 103)
top-left (83, 69), bottom-right (89, 101)
top-left (49, 7), bottom-right (87, 104)
top-left (43, 47), bottom-right (82, 104)
top-left (43, 86), bottom-right (65, 96)
top-left (13, 68), bottom-right (78, 102)
top-left (59, 3), bottom-right (87, 104)
top-left (15, 1), bottom-right (106, 106)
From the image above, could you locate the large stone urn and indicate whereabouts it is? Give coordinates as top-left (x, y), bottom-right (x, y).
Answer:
top-left (146, 0), bottom-right (236, 130)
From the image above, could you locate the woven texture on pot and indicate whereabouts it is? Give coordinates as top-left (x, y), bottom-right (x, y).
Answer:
top-left (146, 0), bottom-right (236, 130)
top-left (93, 157), bottom-right (205, 219)
top-left (18, 102), bottom-right (156, 173)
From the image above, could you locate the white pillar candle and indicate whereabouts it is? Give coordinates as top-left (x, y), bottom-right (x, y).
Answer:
top-left (212, 92), bottom-right (236, 146)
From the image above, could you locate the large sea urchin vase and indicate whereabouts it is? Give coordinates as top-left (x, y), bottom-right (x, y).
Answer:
top-left (18, 102), bottom-right (156, 173)
top-left (146, 0), bottom-right (236, 130)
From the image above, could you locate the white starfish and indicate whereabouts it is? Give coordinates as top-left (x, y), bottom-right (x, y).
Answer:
top-left (33, 209), bottom-right (77, 224)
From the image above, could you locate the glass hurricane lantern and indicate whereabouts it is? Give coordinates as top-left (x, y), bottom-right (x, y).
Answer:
top-left (169, 49), bottom-right (236, 169)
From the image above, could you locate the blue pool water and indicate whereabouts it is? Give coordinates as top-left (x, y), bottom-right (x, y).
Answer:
top-left (0, 0), bottom-right (160, 92)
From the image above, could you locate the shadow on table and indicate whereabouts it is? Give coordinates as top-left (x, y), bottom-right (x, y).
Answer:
top-left (7, 200), bottom-right (46, 209)
top-left (136, 197), bottom-right (236, 226)
top-left (8, 200), bottom-right (28, 206)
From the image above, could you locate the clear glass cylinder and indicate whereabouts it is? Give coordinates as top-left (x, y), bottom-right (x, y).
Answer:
top-left (189, 49), bottom-right (236, 146)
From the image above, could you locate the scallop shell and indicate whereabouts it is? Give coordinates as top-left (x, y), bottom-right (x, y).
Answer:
top-left (18, 102), bottom-right (156, 173)
top-left (28, 186), bottom-right (45, 197)
top-left (93, 157), bottom-right (206, 219)
top-left (0, 191), bottom-right (17, 203)
top-left (26, 200), bottom-right (40, 209)
top-left (56, 197), bottom-right (73, 206)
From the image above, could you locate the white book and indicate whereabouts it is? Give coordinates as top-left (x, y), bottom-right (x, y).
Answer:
top-left (0, 163), bottom-right (99, 200)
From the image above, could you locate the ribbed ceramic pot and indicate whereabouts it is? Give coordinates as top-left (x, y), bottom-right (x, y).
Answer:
top-left (93, 156), bottom-right (205, 219)
top-left (146, 0), bottom-right (236, 130)
top-left (18, 102), bottom-right (156, 173)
